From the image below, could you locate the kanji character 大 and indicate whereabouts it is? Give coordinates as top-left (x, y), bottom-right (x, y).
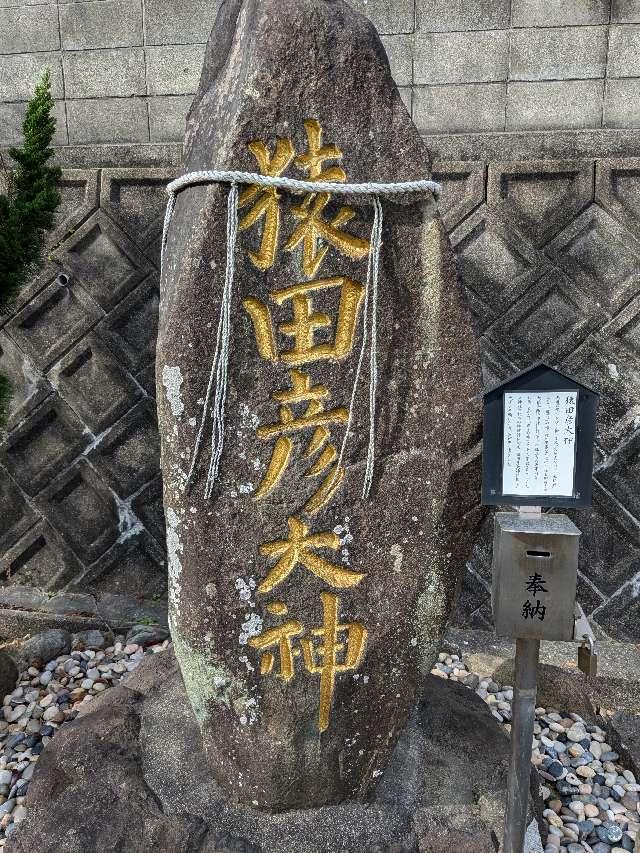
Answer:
top-left (258, 516), bottom-right (364, 594)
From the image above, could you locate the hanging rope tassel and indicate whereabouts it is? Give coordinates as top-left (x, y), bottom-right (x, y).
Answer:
top-left (363, 196), bottom-right (383, 499)
top-left (185, 182), bottom-right (238, 495)
top-left (333, 195), bottom-right (383, 500)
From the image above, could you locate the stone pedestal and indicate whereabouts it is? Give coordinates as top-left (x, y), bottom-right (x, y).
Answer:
top-left (7, 649), bottom-right (524, 853)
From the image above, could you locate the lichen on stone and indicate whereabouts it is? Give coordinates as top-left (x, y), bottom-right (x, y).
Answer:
top-left (414, 554), bottom-right (450, 676)
top-left (166, 507), bottom-right (183, 612)
top-left (161, 364), bottom-right (185, 418)
top-left (172, 629), bottom-right (258, 727)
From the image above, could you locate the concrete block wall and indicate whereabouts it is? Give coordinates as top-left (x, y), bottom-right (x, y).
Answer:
top-left (2, 0), bottom-right (640, 146)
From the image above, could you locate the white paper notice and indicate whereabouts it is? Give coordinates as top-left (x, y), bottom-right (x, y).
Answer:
top-left (502, 391), bottom-right (578, 497)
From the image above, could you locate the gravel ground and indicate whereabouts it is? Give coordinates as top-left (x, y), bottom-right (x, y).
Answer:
top-left (0, 628), bottom-right (169, 847)
top-left (431, 653), bottom-right (639, 853)
top-left (0, 636), bottom-right (635, 852)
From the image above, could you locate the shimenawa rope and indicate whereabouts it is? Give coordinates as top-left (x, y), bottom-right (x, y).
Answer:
top-left (161, 171), bottom-right (441, 501)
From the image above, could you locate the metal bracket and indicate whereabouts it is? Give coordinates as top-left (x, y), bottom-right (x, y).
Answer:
top-left (573, 602), bottom-right (593, 642)
top-left (574, 603), bottom-right (598, 677)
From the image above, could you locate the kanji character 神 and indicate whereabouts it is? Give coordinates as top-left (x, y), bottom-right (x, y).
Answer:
top-left (248, 592), bottom-right (368, 732)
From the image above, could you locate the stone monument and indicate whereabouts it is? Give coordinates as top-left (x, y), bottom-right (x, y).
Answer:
top-left (157, 0), bottom-right (483, 811)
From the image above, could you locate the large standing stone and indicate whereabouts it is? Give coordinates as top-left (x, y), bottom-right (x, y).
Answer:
top-left (157, 0), bottom-right (482, 809)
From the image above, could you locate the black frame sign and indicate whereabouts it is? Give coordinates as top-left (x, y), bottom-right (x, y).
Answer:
top-left (481, 363), bottom-right (599, 509)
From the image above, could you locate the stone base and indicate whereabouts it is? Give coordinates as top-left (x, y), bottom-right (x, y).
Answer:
top-left (7, 649), bottom-right (533, 853)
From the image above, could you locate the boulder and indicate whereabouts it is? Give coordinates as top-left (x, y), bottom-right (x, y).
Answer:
top-left (125, 624), bottom-right (170, 647)
top-left (71, 629), bottom-right (110, 651)
top-left (0, 653), bottom-right (17, 702)
top-left (15, 629), bottom-right (71, 669)
top-left (7, 650), bottom-right (516, 853)
top-left (157, 0), bottom-right (482, 809)
top-left (607, 711), bottom-right (640, 778)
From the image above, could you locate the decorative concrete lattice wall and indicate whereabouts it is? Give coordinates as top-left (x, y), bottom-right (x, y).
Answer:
top-left (0, 167), bottom-right (170, 600)
top-left (1, 145), bottom-right (640, 639)
top-left (438, 154), bottom-right (640, 640)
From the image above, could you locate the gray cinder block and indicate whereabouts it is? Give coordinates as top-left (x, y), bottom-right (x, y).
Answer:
top-left (63, 48), bottom-right (146, 99)
top-left (413, 82), bottom-right (507, 133)
top-left (510, 26), bottom-right (608, 81)
top-left (144, 0), bottom-right (221, 46)
top-left (0, 4), bottom-right (59, 54)
top-left (506, 80), bottom-right (605, 130)
top-left (66, 97), bottom-right (149, 144)
top-left (147, 95), bottom-right (192, 142)
top-left (145, 45), bottom-right (206, 96)
top-left (512, 0), bottom-right (610, 27)
top-left (604, 77), bottom-right (640, 126)
top-left (379, 34), bottom-right (414, 86)
top-left (0, 52), bottom-right (63, 101)
top-left (414, 30), bottom-right (509, 84)
top-left (608, 25), bottom-right (640, 78)
top-left (417, 0), bottom-right (510, 32)
top-left (59, 0), bottom-right (143, 50)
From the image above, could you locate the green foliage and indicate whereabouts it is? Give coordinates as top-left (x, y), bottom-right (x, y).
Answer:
top-left (0, 69), bottom-right (61, 427)
top-left (0, 68), bottom-right (61, 308)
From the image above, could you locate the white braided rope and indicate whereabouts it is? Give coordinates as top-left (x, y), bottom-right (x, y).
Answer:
top-left (161, 170), bottom-right (441, 262)
top-left (163, 170), bottom-right (440, 500)
top-left (365, 196), bottom-right (382, 498)
top-left (167, 169), bottom-right (441, 199)
top-left (204, 181), bottom-right (238, 499)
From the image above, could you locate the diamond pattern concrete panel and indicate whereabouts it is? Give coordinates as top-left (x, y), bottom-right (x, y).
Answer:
top-left (47, 170), bottom-right (100, 250)
top-left (35, 459), bottom-right (121, 564)
top-left (5, 272), bottom-right (103, 371)
top-left (48, 332), bottom-right (142, 434)
top-left (54, 211), bottom-right (154, 310)
top-left (0, 332), bottom-right (51, 430)
top-left (2, 157), bottom-right (640, 640)
top-left (87, 399), bottom-right (160, 498)
top-left (485, 268), bottom-right (605, 366)
top-left (487, 160), bottom-right (594, 247)
top-left (98, 275), bottom-right (159, 374)
top-left (431, 160), bottom-right (485, 232)
top-left (100, 168), bottom-right (172, 259)
top-left (0, 520), bottom-right (83, 591)
top-left (450, 206), bottom-right (550, 321)
top-left (131, 476), bottom-right (165, 545)
top-left (596, 158), bottom-right (640, 239)
top-left (78, 530), bottom-right (166, 598)
top-left (0, 397), bottom-right (87, 496)
top-left (0, 465), bottom-right (37, 554)
top-left (546, 204), bottom-right (640, 315)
